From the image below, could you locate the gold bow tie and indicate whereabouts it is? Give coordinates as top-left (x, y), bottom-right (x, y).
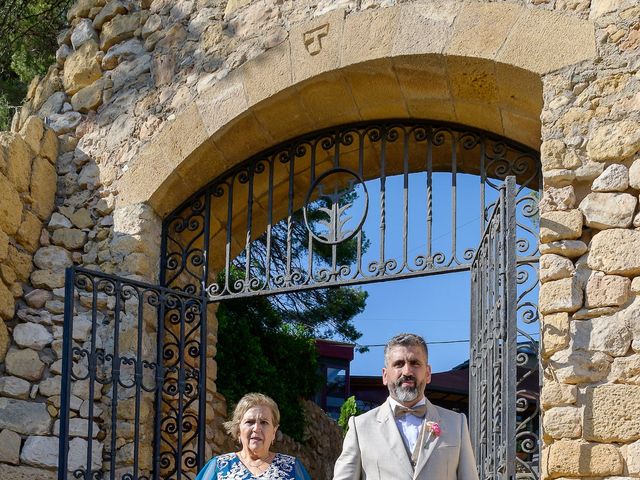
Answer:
top-left (393, 404), bottom-right (427, 418)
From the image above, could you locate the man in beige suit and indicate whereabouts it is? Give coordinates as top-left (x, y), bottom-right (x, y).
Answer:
top-left (333, 333), bottom-right (479, 480)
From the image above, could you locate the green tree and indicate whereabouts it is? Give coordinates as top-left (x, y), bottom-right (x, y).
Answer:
top-left (337, 396), bottom-right (362, 436)
top-left (0, 0), bottom-right (72, 129)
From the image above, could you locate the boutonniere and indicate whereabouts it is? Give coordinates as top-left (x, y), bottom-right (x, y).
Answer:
top-left (423, 421), bottom-right (441, 449)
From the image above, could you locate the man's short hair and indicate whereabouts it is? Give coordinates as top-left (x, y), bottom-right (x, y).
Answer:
top-left (384, 333), bottom-right (429, 365)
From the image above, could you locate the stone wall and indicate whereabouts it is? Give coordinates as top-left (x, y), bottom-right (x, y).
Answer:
top-left (0, 0), bottom-right (638, 478)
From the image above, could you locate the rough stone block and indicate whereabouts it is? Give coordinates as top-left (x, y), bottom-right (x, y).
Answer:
top-left (539, 254), bottom-right (575, 283)
top-left (584, 384), bottom-right (640, 442)
top-left (571, 312), bottom-right (632, 357)
top-left (33, 246), bottom-right (73, 271)
top-left (0, 318), bottom-right (8, 362)
top-left (30, 269), bottom-right (66, 289)
top-left (541, 382), bottom-right (577, 408)
top-left (592, 163), bottom-right (629, 192)
top-left (0, 464), bottom-right (57, 479)
top-left (588, 229), bottom-right (640, 276)
top-left (539, 186), bottom-right (576, 213)
top-left (30, 156), bottom-right (57, 221)
top-left (100, 12), bottom-right (141, 51)
top-left (540, 209), bottom-right (583, 243)
top-left (540, 277), bottom-right (583, 314)
top-left (63, 40), bottom-right (103, 95)
top-left (16, 210), bottom-right (42, 253)
top-left (0, 376), bottom-right (31, 399)
top-left (0, 280), bottom-right (15, 321)
top-left (13, 322), bottom-right (53, 351)
top-left (5, 348), bottom-right (45, 381)
top-left (624, 439), bottom-right (640, 475)
top-left (585, 272), bottom-right (630, 308)
top-left (543, 406), bottom-right (581, 439)
top-left (0, 172), bottom-right (23, 235)
top-left (0, 398), bottom-right (51, 435)
top-left (52, 228), bottom-right (87, 250)
top-left (546, 439), bottom-right (623, 477)
top-left (542, 312), bottom-right (570, 357)
top-left (20, 435), bottom-right (59, 468)
top-left (550, 349), bottom-right (612, 384)
top-left (4, 134), bottom-right (32, 193)
top-left (587, 120), bottom-right (640, 162)
top-left (630, 158), bottom-right (640, 190)
top-left (0, 428), bottom-right (21, 465)
top-left (609, 354), bottom-right (640, 385)
top-left (579, 192), bottom-right (636, 229)
top-left (539, 240), bottom-right (588, 258)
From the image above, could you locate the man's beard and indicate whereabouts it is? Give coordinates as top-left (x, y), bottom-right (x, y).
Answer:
top-left (388, 375), bottom-right (424, 403)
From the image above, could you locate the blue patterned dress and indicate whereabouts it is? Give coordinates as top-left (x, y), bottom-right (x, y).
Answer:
top-left (195, 453), bottom-right (311, 480)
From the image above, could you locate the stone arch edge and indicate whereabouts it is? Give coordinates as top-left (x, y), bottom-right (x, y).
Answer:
top-left (116, 1), bottom-right (595, 218)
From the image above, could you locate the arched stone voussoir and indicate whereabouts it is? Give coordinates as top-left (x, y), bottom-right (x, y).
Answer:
top-left (117, 1), bottom-right (595, 217)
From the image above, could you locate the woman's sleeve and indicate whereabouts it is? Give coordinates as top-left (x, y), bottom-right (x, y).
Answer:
top-left (195, 457), bottom-right (218, 480)
top-left (294, 458), bottom-right (312, 480)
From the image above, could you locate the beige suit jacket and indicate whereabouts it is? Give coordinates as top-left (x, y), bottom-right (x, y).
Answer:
top-left (333, 398), bottom-right (479, 480)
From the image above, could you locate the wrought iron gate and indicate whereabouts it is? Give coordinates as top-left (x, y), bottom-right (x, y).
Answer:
top-left (58, 267), bottom-right (207, 480)
top-left (59, 120), bottom-right (540, 480)
top-left (470, 177), bottom-right (517, 480)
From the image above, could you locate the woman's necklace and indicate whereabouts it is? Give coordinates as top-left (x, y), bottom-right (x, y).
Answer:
top-left (240, 451), bottom-right (272, 471)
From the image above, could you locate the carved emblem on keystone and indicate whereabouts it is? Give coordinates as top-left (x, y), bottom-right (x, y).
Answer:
top-left (303, 24), bottom-right (329, 56)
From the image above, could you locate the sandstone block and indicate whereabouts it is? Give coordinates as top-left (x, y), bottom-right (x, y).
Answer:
top-left (587, 120), bottom-right (640, 162)
top-left (550, 349), bottom-right (612, 384)
top-left (100, 13), bottom-right (141, 51)
top-left (0, 229), bottom-right (8, 261)
top-left (571, 313), bottom-right (632, 357)
top-left (541, 139), bottom-right (580, 170)
top-left (592, 163), bottom-right (629, 192)
top-left (39, 376), bottom-right (61, 397)
top-left (4, 134), bottom-right (32, 193)
top-left (93, 0), bottom-right (128, 30)
top-left (546, 439), bottom-right (623, 477)
top-left (52, 228), bottom-right (87, 250)
top-left (13, 322), bottom-right (53, 350)
top-left (7, 245), bottom-right (32, 282)
top-left (543, 406), bottom-right (581, 439)
top-left (16, 210), bottom-right (42, 253)
top-left (49, 212), bottom-right (73, 230)
top-left (632, 276), bottom-right (640, 294)
top-left (71, 76), bottom-right (111, 113)
top-left (20, 435), bottom-right (58, 468)
top-left (71, 18), bottom-right (98, 50)
top-left (5, 348), bottom-right (45, 381)
top-left (540, 209), bottom-right (583, 242)
top-left (34, 246), bottom-right (73, 270)
top-left (541, 382), bottom-right (577, 408)
top-left (78, 162), bottom-right (101, 189)
top-left (579, 192), bottom-right (636, 229)
top-left (539, 254), bottom-right (575, 283)
top-left (0, 464), bottom-right (56, 479)
top-left (30, 156), bottom-right (57, 221)
top-left (67, 0), bottom-right (106, 20)
top-left (539, 186), bottom-right (575, 214)
top-left (24, 290), bottom-right (52, 310)
top-left (31, 269), bottom-right (66, 289)
top-left (0, 280), bottom-right (15, 320)
top-left (39, 128), bottom-right (58, 163)
top-left (624, 439), bottom-right (640, 475)
top-left (70, 208), bottom-right (93, 229)
top-left (0, 398), bottom-right (51, 435)
top-left (18, 115), bottom-right (44, 156)
top-left (53, 417), bottom-right (99, 438)
top-left (67, 437), bottom-right (103, 471)
top-left (0, 172), bottom-right (23, 235)
top-left (584, 384), bottom-right (640, 442)
top-left (0, 376), bottom-right (31, 399)
top-left (47, 112), bottom-right (82, 134)
top-left (588, 229), bottom-right (640, 275)
top-left (0, 428), bottom-right (21, 465)
top-left (616, 295), bottom-right (640, 353)
top-left (539, 277), bottom-right (583, 314)
top-left (630, 158), bottom-right (640, 190)
top-left (539, 240), bottom-right (587, 258)
top-left (585, 272), bottom-right (630, 308)
top-left (63, 40), bottom-right (103, 95)
top-left (542, 312), bottom-right (570, 357)
top-left (609, 354), bottom-right (640, 385)
top-left (0, 318), bottom-right (8, 362)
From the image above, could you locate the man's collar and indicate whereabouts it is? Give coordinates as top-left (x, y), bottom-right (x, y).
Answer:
top-left (388, 395), bottom-right (426, 410)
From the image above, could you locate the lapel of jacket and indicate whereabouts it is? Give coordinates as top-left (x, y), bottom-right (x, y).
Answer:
top-left (413, 399), bottom-right (442, 480)
top-left (376, 399), bottom-right (415, 477)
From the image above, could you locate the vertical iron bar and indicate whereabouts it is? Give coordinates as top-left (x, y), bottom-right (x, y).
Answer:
top-left (86, 275), bottom-right (99, 478)
top-left (245, 168), bottom-right (254, 289)
top-left (479, 139), bottom-right (486, 234)
top-left (198, 192), bottom-right (212, 472)
top-left (379, 128), bottom-right (387, 272)
top-left (265, 157), bottom-right (274, 288)
top-left (176, 298), bottom-right (186, 480)
top-left (451, 134), bottom-right (458, 262)
top-left (225, 180), bottom-right (234, 293)
top-left (286, 151), bottom-right (295, 283)
top-left (153, 291), bottom-right (166, 480)
top-left (109, 278), bottom-right (122, 479)
top-left (58, 267), bottom-right (75, 480)
top-left (426, 132), bottom-right (433, 261)
top-left (133, 286), bottom-right (144, 479)
top-left (402, 128), bottom-right (409, 268)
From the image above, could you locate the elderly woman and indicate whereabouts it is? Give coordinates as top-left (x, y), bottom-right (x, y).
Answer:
top-left (196, 393), bottom-right (311, 480)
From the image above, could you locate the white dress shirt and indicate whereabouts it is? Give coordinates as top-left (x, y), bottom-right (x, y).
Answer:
top-left (388, 396), bottom-right (427, 453)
